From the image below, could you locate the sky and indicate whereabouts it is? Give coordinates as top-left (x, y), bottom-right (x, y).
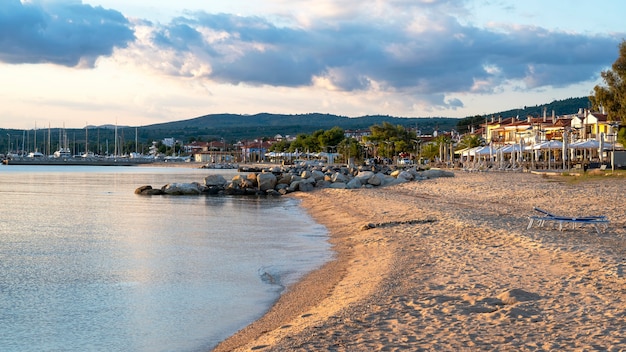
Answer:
top-left (1, 0), bottom-right (624, 129)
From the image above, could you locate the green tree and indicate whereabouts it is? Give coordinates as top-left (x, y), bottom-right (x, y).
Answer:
top-left (290, 133), bottom-right (319, 152)
top-left (365, 122), bottom-right (417, 158)
top-left (456, 115), bottom-right (487, 134)
top-left (456, 134), bottom-right (483, 150)
top-left (338, 137), bottom-right (362, 163)
top-left (269, 140), bottom-right (291, 152)
top-left (420, 143), bottom-right (439, 161)
top-left (317, 126), bottom-right (345, 151)
top-left (590, 40), bottom-right (626, 124)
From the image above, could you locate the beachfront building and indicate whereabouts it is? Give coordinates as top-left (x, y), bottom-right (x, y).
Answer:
top-left (571, 110), bottom-right (612, 141)
top-left (239, 140), bottom-right (273, 163)
top-left (460, 107), bottom-right (624, 170)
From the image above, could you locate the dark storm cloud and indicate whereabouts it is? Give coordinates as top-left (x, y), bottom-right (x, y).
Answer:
top-left (0, 0), bottom-right (134, 67)
top-left (150, 11), bottom-right (621, 94)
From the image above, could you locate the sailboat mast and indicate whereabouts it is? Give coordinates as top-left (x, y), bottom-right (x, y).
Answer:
top-left (114, 119), bottom-right (118, 156)
top-left (85, 122), bottom-right (88, 156)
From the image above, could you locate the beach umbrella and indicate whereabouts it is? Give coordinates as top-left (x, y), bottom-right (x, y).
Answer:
top-left (532, 140), bottom-right (563, 170)
top-left (570, 139), bottom-right (614, 150)
top-left (498, 144), bottom-right (523, 153)
top-left (532, 140), bottom-right (563, 150)
top-left (474, 146), bottom-right (493, 156)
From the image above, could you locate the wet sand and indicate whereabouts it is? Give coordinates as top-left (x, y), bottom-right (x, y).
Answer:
top-left (213, 170), bottom-right (626, 351)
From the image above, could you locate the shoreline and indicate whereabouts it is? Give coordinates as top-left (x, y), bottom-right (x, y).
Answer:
top-left (213, 171), bottom-right (626, 351)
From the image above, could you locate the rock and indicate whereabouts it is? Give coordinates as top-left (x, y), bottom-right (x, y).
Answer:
top-left (232, 174), bottom-right (254, 188)
top-left (161, 182), bottom-right (205, 195)
top-left (301, 170), bottom-right (312, 179)
top-left (367, 173), bottom-right (384, 186)
top-left (385, 177), bottom-right (409, 186)
top-left (328, 182), bottom-right (348, 189)
top-left (332, 172), bottom-right (349, 183)
top-left (135, 185), bottom-right (164, 195)
top-left (311, 170), bottom-right (326, 181)
top-left (204, 174), bottom-right (227, 187)
top-left (266, 189), bottom-right (281, 196)
top-left (257, 172), bottom-right (277, 191)
top-left (398, 171), bottom-right (414, 181)
top-left (355, 171), bottom-right (375, 182)
top-left (277, 174), bottom-right (292, 185)
top-left (421, 169), bottom-right (455, 178)
top-left (346, 177), bottom-right (362, 189)
top-left (246, 173), bottom-right (259, 187)
top-left (298, 182), bottom-right (314, 192)
top-left (315, 180), bottom-right (332, 188)
top-left (135, 185), bottom-right (152, 194)
top-left (290, 180), bottom-right (302, 190)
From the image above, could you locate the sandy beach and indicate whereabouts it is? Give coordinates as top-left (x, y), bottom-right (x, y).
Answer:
top-left (213, 170), bottom-right (626, 351)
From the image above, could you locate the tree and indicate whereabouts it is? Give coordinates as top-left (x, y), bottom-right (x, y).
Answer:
top-left (364, 122), bottom-right (417, 157)
top-left (456, 134), bottom-right (483, 150)
top-left (317, 126), bottom-right (345, 150)
top-left (590, 40), bottom-right (626, 124)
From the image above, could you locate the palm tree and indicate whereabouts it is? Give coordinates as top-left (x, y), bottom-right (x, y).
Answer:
top-left (456, 134), bottom-right (483, 150)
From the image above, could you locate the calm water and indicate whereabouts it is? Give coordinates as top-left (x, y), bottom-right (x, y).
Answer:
top-left (0, 165), bottom-right (331, 352)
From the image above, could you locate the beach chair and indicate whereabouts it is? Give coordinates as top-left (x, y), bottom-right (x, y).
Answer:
top-left (527, 207), bottom-right (609, 234)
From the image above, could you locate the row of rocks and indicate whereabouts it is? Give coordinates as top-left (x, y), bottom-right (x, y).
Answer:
top-left (135, 164), bottom-right (455, 196)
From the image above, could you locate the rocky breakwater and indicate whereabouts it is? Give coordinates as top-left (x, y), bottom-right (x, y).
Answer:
top-left (134, 164), bottom-right (454, 196)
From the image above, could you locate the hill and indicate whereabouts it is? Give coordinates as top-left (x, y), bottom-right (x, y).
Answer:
top-left (139, 113), bottom-right (459, 142)
top-left (456, 96), bottom-right (591, 133)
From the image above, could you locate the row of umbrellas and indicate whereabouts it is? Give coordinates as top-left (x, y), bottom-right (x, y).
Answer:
top-left (458, 139), bottom-right (615, 157)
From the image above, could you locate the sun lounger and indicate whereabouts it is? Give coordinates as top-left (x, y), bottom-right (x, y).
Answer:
top-left (527, 207), bottom-right (609, 234)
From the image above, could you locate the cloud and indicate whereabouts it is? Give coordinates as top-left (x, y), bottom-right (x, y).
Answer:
top-left (0, 0), bottom-right (134, 67)
top-left (139, 9), bottom-right (620, 101)
top-left (1, 0), bottom-right (622, 113)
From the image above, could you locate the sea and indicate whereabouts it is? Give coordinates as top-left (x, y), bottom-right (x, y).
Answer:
top-left (0, 165), bottom-right (332, 352)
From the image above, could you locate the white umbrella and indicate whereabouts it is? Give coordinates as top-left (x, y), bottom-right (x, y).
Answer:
top-left (533, 140), bottom-right (563, 170)
top-left (498, 144), bottom-right (523, 153)
top-left (532, 140), bottom-right (563, 150)
top-left (570, 139), bottom-right (614, 150)
top-left (474, 146), bottom-right (495, 156)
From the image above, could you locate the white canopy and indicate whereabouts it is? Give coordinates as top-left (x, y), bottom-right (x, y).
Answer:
top-left (474, 145), bottom-right (496, 156)
top-left (533, 140), bottom-right (563, 150)
top-left (498, 144), bottom-right (524, 153)
top-left (570, 139), bottom-right (613, 150)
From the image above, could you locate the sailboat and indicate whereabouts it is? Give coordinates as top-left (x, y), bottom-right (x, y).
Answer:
top-left (54, 125), bottom-right (71, 158)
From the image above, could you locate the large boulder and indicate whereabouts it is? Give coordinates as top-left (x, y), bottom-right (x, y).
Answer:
top-left (346, 177), bottom-right (362, 189)
top-left (397, 171), bottom-right (414, 181)
top-left (231, 174), bottom-right (254, 188)
top-left (331, 172), bottom-right (349, 183)
top-left (355, 171), bottom-right (375, 183)
top-left (298, 182), bottom-right (315, 192)
top-left (162, 182), bottom-right (205, 195)
top-left (311, 170), bottom-right (326, 181)
top-left (277, 174), bottom-right (292, 185)
top-left (204, 174), bottom-right (227, 187)
top-left (246, 173), bottom-right (259, 187)
top-left (135, 185), bottom-right (164, 195)
top-left (257, 172), bottom-right (278, 191)
top-left (367, 173), bottom-right (385, 186)
top-left (328, 182), bottom-right (347, 189)
top-left (421, 169), bottom-right (455, 179)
